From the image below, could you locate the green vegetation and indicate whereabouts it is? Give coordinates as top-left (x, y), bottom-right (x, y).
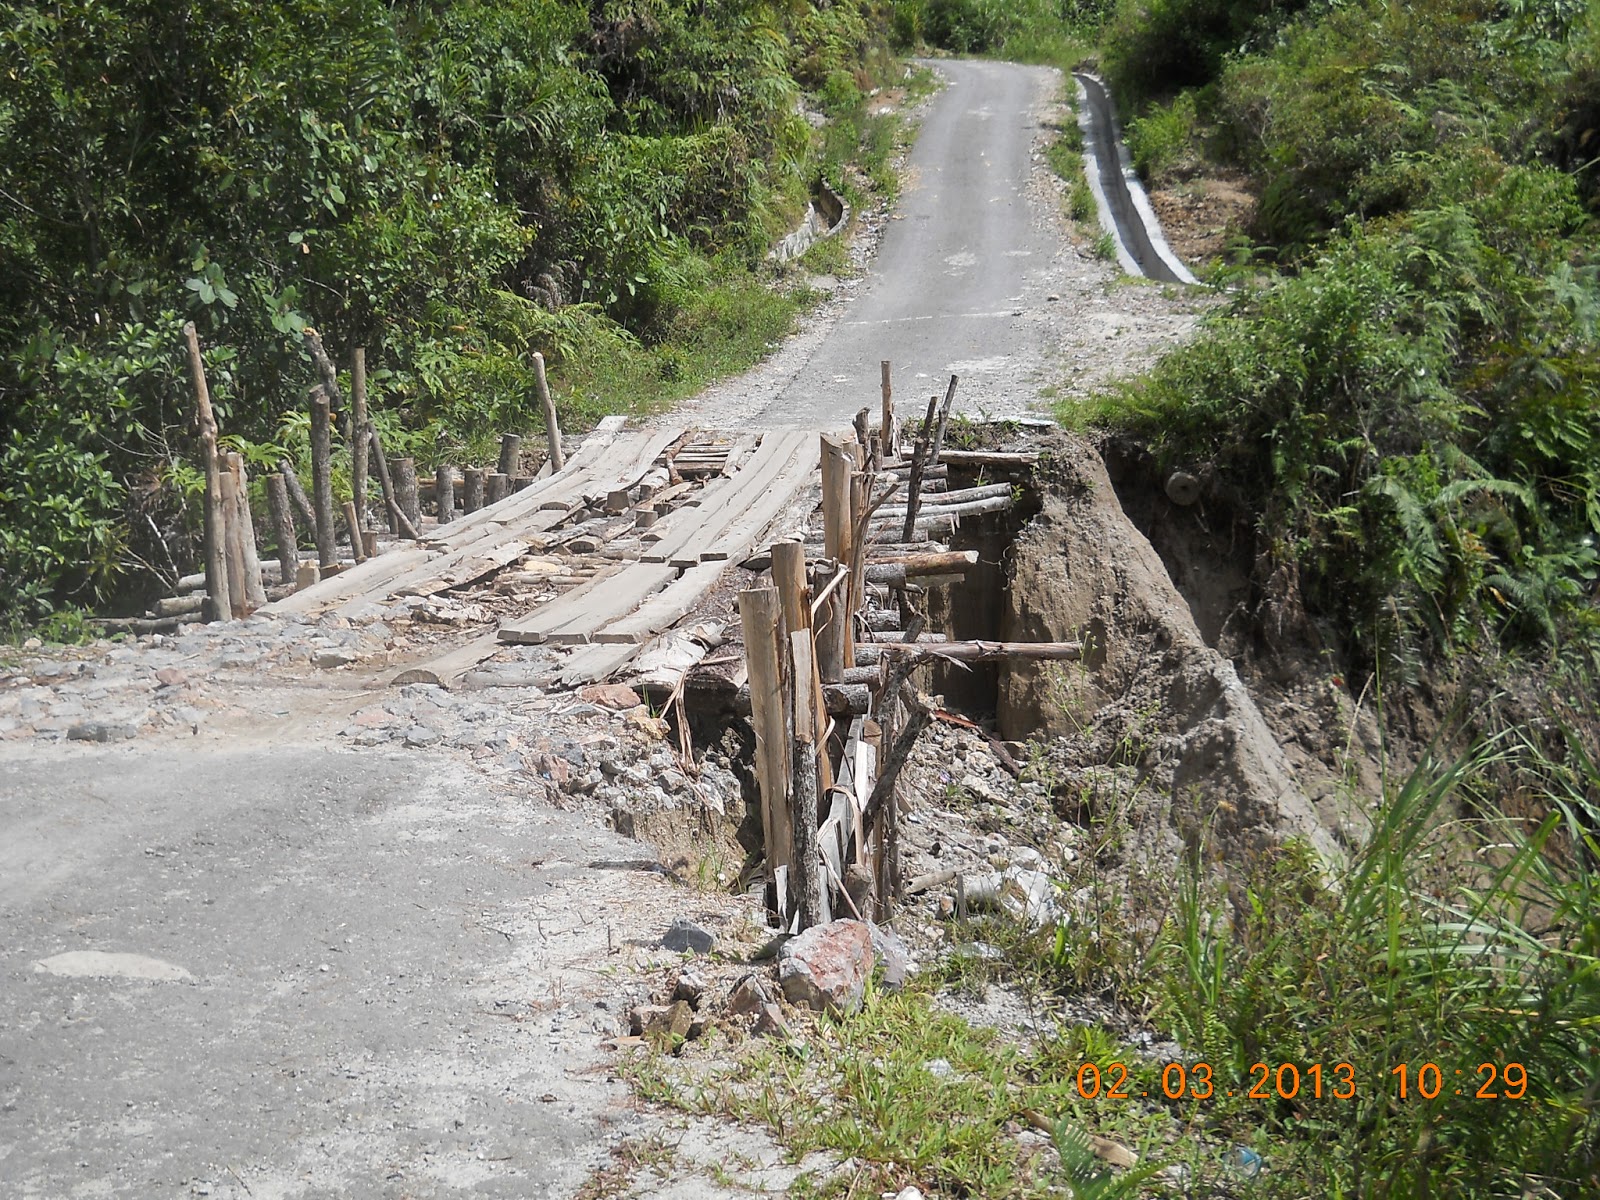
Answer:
top-left (1051, 1), bottom-right (1600, 677)
top-left (0, 0), bottom-right (903, 626)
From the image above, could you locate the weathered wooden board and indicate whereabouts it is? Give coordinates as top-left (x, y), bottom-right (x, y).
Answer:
top-left (497, 561), bottom-right (676, 645)
top-left (593, 561), bottom-right (728, 643)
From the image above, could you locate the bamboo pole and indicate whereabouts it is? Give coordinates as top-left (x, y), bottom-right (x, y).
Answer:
top-left (182, 321), bottom-right (230, 622)
top-left (309, 386), bottom-right (337, 568)
top-left (266, 473), bottom-right (297, 583)
top-left (533, 351), bottom-right (564, 470)
top-left (227, 452), bottom-right (268, 610)
top-left (351, 348), bottom-right (368, 528)
top-left (740, 587), bottom-right (791, 880)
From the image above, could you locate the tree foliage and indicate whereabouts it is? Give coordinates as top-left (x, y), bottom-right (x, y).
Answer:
top-left (0, 0), bottom-right (891, 621)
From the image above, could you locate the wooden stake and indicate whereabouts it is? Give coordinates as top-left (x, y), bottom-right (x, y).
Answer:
top-left (880, 360), bottom-right (895, 459)
top-left (813, 559), bottom-right (849, 686)
top-left (533, 351), bottom-right (564, 470)
top-left (790, 629), bottom-right (824, 930)
top-left (903, 396), bottom-right (938, 543)
top-left (497, 433), bottom-right (522, 480)
top-left (393, 457), bottom-right (421, 531)
top-left (740, 587), bottom-right (792, 880)
top-left (343, 500), bottom-right (365, 562)
top-left (227, 452), bottom-right (268, 611)
top-left (774, 541), bottom-right (835, 808)
top-left (309, 386), bottom-right (337, 568)
top-left (462, 467), bottom-right (485, 514)
top-left (265, 473), bottom-right (297, 583)
top-left (434, 463), bottom-right (455, 524)
top-left (217, 459), bottom-right (246, 615)
top-left (368, 426), bottom-right (420, 540)
top-left (486, 472), bottom-right (510, 505)
top-left (853, 408), bottom-right (873, 469)
top-left (351, 348), bottom-right (369, 528)
top-left (930, 374), bottom-right (959, 467)
top-left (182, 321), bottom-right (230, 622)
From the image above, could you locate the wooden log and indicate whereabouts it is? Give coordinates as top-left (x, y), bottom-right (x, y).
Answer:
top-left (881, 494), bottom-right (1014, 521)
top-left (740, 587), bottom-right (791, 878)
top-left (154, 593), bottom-right (206, 618)
top-left (461, 467), bottom-right (484, 514)
top-left (862, 609), bottom-right (902, 633)
top-left (820, 434), bottom-right (855, 568)
top-left (393, 457), bottom-right (421, 531)
top-left (858, 639), bottom-right (1084, 664)
top-left (343, 500), bottom-right (365, 563)
top-left (789, 630), bottom-right (825, 930)
top-left (182, 321), bottom-right (230, 622)
top-left (902, 396), bottom-right (938, 544)
top-left (351, 348), bottom-right (369, 527)
top-left (823, 683), bottom-right (872, 716)
top-left (265, 473), bottom-right (297, 583)
top-left (497, 433), bottom-right (522, 480)
top-left (930, 374), bottom-right (959, 467)
top-left (864, 551), bottom-right (979, 586)
top-left (774, 541), bottom-right (834, 805)
top-left (217, 458), bottom-right (247, 616)
top-left (926, 449), bottom-right (1038, 469)
top-left (880, 360), bottom-right (895, 460)
top-left (532, 351), bottom-right (564, 470)
top-left (278, 459), bottom-right (317, 532)
top-left (851, 636), bottom-right (948, 665)
top-left (813, 560), bottom-right (848, 686)
top-left (309, 387), bottom-right (338, 567)
top-left (227, 453), bottom-right (268, 611)
top-left (888, 482), bottom-right (1011, 509)
top-left (101, 612), bottom-right (204, 636)
top-left (486, 472), bottom-right (510, 505)
top-left (435, 463), bottom-right (455, 523)
top-left (367, 427), bottom-right (420, 541)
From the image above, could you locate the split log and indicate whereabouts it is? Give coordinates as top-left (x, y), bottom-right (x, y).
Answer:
top-left (393, 457), bottom-right (421, 531)
top-left (182, 321), bottom-right (230, 622)
top-left (435, 463), bottom-right (455, 523)
top-left (309, 387), bottom-right (337, 567)
top-left (351, 347), bottom-right (369, 527)
top-left (533, 351), bottom-right (564, 470)
top-left (227, 453), bottom-right (268, 611)
top-left (462, 467), bottom-right (484, 514)
top-left (858, 639), bottom-right (1084, 664)
top-left (265, 473), bottom-right (297, 583)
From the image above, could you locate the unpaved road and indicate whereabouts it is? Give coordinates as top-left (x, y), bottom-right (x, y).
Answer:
top-left (678, 59), bottom-right (1196, 429)
top-left (0, 60), bottom-right (1198, 1200)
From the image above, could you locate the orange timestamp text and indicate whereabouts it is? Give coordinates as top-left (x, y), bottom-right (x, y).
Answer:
top-left (1073, 1061), bottom-right (1531, 1102)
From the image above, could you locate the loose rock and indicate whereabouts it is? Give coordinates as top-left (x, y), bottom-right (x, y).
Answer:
top-left (778, 919), bottom-right (874, 1016)
top-left (660, 918), bottom-right (716, 955)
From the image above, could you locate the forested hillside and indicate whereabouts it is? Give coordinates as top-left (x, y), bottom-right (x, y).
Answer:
top-left (0, 0), bottom-right (897, 630)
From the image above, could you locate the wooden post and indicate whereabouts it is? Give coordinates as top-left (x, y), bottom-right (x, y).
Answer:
top-left (533, 351), bottom-right (564, 470)
top-left (309, 386), bottom-right (337, 568)
top-left (930, 374), bottom-right (959, 467)
top-left (278, 460), bottom-right (317, 531)
top-left (740, 587), bottom-right (792, 882)
top-left (497, 434), bottom-right (521, 480)
top-left (790, 630), bottom-right (825, 930)
top-left (812, 559), bottom-right (849, 685)
top-left (486, 472), bottom-right (510, 505)
top-left (774, 540), bottom-right (835, 807)
top-left (902, 395), bottom-right (939, 543)
top-left (342, 500), bottom-right (365, 562)
top-left (182, 322), bottom-right (231, 623)
top-left (434, 463), bottom-right (455, 524)
top-left (266, 473), bottom-right (297, 583)
top-left (462, 467), bottom-right (484, 513)
top-left (393, 457), bottom-right (421, 531)
top-left (227, 452), bottom-right (268, 611)
top-left (820, 433), bottom-right (856, 580)
top-left (368, 427), bottom-right (420, 541)
top-left (853, 408), bottom-right (873, 469)
top-left (880, 360), bottom-right (895, 459)
top-left (217, 459), bottom-right (246, 615)
top-left (351, 348), bottom-right (368, 527)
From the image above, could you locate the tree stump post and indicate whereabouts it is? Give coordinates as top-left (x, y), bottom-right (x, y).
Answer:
top-left (434, 463), bottom-right (455, 524)
top-left (266, 472), bottom-right (297, 584)
top-left (462, 467), bottom-right (485, 514)
top-left (497, 434), bottom-right (521, 480)
top-left (393, 457), bottom-right (421, 531)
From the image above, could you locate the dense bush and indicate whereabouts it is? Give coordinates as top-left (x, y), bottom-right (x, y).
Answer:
top-left (0, 0), bottom-right (892, 622)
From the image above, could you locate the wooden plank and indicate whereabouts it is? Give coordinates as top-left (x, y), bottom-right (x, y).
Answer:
top-left (497, 562), bottom-right (675, 644)
top-left (557, 641), bottom-right (643, 688)
top-left (594, 561), bottom-right (727, 643)
top-left (258, 545), bottom-right (432, 616)
top-left (392, 539), bottom-right (531, 597)
top-left (388, 632), bottom-right (504, 688)
top-left (698, 437), bottom-right (819, 565)
top-left (647, 431), bottom-right (811, 567)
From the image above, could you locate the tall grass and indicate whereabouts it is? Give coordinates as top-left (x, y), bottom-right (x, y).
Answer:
top-left (1157, 726), bottom-right (1600, 1196)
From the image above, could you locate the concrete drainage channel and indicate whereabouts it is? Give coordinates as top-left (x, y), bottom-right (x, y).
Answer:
top-left (1074, 72), bottom-right (1198, 286)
